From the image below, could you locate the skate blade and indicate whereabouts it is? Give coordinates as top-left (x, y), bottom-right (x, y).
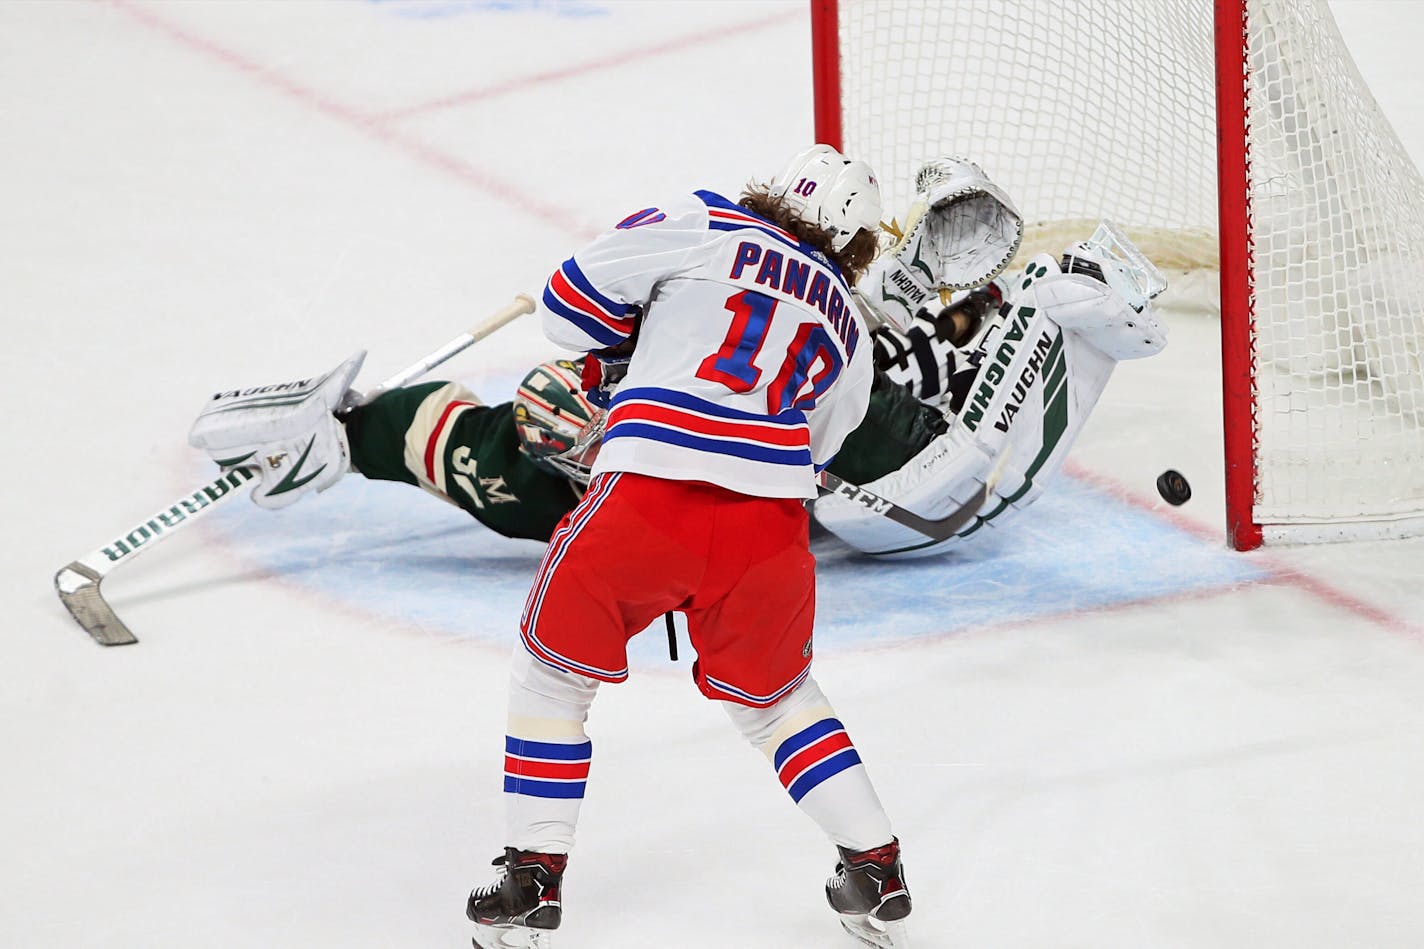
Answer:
top-left (840, 913), bottom-right (911, 949)
top-left (472, 922), bottom-right (553, 949)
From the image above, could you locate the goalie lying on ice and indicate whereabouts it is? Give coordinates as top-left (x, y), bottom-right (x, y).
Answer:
top-left (188, 161), bottom-right (1166, 561)
top-left (188, 352), bottom-right (946, 547)
top-left (816, 224), bottom-right (1168, 558)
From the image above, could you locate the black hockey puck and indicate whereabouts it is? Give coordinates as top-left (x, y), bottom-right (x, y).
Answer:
top-left (1156, 469), bottom-right (1192, 506)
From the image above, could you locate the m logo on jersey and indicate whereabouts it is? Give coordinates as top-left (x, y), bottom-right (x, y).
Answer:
top-left (451, 448), bottom-right (516, 508)
top-left (615, 208), bottom-right (666, 229)
top-left (479, 475), bottom-right (517, 505)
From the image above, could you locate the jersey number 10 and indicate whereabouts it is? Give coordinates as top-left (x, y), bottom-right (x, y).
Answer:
top-left (696, 289), bottom-right (843, 414)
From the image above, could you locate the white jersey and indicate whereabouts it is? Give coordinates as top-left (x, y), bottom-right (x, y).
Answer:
top-left (538, 190), bottom-right (872, 499)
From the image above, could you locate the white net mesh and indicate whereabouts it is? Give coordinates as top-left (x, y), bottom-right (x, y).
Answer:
top-left (832, 0), bottom-right (1424, 539)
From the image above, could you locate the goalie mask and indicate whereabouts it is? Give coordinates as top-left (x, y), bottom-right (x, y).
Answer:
top-left (513, 359), bottom-right (604, 484)
top-left (769, 144), bottom-right (884, 252)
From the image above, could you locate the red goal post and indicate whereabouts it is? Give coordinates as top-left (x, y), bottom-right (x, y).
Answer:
top-left (811, 0), bottom-right (1424, 550)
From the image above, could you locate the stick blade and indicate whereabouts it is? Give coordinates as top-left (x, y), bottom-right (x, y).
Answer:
top-left (54, 562), bottom-right (138, 646)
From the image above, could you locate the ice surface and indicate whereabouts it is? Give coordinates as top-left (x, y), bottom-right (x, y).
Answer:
top-left (4, 2), bottom-right (1424, 947)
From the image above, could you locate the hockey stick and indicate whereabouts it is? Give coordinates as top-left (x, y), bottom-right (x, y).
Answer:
top-left (54, 293), bottom-right (536, 646)
top-left (342, 293), bottom-right (535, 407)
top-left (815, 447), bottom-right (1013, 547)
top-left (817, 470), bottom-right (988, 543)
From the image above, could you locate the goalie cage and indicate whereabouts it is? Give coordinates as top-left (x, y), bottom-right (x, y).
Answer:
top-left (811, 0), bottom-right (1424, 549)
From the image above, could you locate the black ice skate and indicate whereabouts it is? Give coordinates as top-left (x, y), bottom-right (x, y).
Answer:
top-left (466, 847), bottom-right (566, 949)
top-left (825, 838), bottom-right (912, 948)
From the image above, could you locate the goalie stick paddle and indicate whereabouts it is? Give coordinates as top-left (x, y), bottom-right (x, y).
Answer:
top-left (54, 293), bottom-right (536, 646)
top-left (817, 470), bottom-right (990, 543)
top-left (815, 448), bottom-right (1014, 551)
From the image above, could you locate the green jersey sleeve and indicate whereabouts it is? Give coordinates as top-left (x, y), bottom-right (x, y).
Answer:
top-left (344, 381), bottom-right (581, 542)
top-left (826, 370), bottom-right (949, 485)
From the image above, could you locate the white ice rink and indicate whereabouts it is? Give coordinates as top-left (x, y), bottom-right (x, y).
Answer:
top-left (5, 2), bottom-right (1424, 946)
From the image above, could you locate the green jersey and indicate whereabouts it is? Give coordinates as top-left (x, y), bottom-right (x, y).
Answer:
top-left (345, 381), bottom-right (581, 541)
top-left (828, 370), bottom-right (947, 484)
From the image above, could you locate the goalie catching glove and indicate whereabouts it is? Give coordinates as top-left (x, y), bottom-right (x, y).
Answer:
top-left (188, 351), bottom-right (365, 510)
top-left (857, 156), bottom-right (1024, 334)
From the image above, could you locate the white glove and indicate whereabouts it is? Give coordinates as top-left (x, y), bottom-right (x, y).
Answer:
top-left (188, 351), bottom-right (365, 510)
top-left (858, 157), bottom-right (1024, 333)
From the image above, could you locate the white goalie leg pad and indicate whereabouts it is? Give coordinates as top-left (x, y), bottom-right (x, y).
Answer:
top-left (188, 351), bottom-right (364, 510)
top-left (815, 264), bottom-right (1126, 558)
top-left (813, 422), bottom-right (1005, 559)
top-left (1030, 272), bottom-right (1167, 360)
top-left (1061, 219), bottom-right (1169, 313)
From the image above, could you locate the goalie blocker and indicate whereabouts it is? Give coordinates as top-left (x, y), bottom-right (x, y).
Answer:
top-left (188, 352), bottom-right (365, 509)
top-left (815, 223), bottom-right (1167, 558)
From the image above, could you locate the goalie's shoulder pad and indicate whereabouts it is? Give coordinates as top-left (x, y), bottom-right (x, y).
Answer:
top-left (189, 351), bottom-right (365, 510)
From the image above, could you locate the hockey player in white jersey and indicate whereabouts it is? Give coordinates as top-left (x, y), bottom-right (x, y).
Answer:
top-left (463, 145), bottom-right (914, 949)
top-left (183, 150), bottom-right (1164, 948)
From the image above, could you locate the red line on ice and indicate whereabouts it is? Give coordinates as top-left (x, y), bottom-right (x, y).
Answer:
top-left (375, 10), bottom-right (803, 123)
top-left (1061, 460), bottom-right (1422, 643)
top-left (103, 0), bottom-right (590, 236)
top-left (849, 463), bottom-right (1421, 653)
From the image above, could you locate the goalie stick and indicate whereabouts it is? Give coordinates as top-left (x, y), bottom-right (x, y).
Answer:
top-left (54, 294), bottom-right (536, 646)
top-left (817, 470), bottom-right (989, 543)
top-left (816, 446), bottom-right (1013, 547)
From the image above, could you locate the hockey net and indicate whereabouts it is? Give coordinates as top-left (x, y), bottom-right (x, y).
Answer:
top-left (813, 0), bottom-right (1424, 548)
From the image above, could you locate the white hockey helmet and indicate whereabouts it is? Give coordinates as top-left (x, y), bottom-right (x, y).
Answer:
top-left (769, 144), bottom-right (883, 252)
top-left (513, 359), bottom-right (605, 484)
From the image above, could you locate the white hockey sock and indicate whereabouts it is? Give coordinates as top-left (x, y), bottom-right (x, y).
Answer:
top-left (502, 648), bottom-right (600, 854)
top-left (723, 676), bottom-right (894, 852)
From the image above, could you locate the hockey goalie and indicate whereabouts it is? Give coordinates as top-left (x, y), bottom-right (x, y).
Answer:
top-left (814, 158), bottom-right (1169, 558)
top-left (187, 157), bottom-right (1167, 565)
